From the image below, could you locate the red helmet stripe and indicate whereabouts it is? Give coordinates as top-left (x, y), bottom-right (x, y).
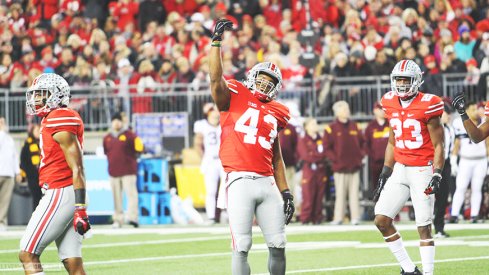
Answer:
top-left (400, 60), bottom-right (408, 72)
top-left (270, 63), bottom-right (276, 71)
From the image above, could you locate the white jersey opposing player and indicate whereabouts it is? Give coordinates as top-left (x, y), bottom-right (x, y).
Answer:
top-left (450, 102), bottom-right (489, 222)
top-left (194, 106), bottom-right (224, 221)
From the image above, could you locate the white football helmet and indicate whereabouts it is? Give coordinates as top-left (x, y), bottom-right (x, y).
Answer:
top-left (26, 73), bottom-right (71, 117)
top-left (390, 59), bottom-right (424, 99)
top-left (243, 62), bottom-right (282, 102)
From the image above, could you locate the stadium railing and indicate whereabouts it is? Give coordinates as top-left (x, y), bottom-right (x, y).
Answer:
top-left (0, 73), bottom-right (485, 132)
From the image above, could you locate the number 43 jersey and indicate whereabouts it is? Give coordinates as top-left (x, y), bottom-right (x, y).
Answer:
top-left (219, 79), bottom-right (290, 176)
top-left (381, 91), bottom-right (444, 166)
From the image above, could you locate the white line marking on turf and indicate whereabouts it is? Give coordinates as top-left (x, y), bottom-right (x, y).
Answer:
top-left (2, 223), bottom-right (489, 238)
top-left (258, 255), bottom-right (489, 274)
top-left (0, 236), bottom-right (230, 254)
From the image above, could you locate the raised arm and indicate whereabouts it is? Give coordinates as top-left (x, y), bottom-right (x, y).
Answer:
top-left (452, 92), bottom-right (489, 143)
top-left (209, 19), bottom-right (233, 111)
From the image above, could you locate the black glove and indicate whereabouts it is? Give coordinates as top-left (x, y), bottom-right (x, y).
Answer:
top-left (281, 190), bottom-right (295, 225)
top-left (424, 172), bottom-right (442, 195)
top-left (212, 18), bottom-right (233, 41)
top-left (373, 166), bottom-right (393, 202)
top-left (452, 92), bottom-right (469, 120)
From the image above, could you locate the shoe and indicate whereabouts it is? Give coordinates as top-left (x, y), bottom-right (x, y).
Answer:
top-left (112, 221), bottom-right (121, 229)
top-left (129, 221), bottom-right (139, 228)
top-left (330, 220), bottom-right (342, 225)
top-left (401, 266), bottom-right (422, 275)
top-left (434, 231), bottom-right (450, 238)
top-left (0, 223), bottom-right (6, 232)
top-left (350, 219), bottom-right (360, 225)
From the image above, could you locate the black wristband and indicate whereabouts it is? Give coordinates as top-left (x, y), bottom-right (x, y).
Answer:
top-left (381, 165), bottom-right (393, 177)
top-left (281, 189), bottom-right (293, 199)
top-left (460, 113), bottom-right (469, 121)
top-left (433, 168), bottom-right (443, 175)
top-left (75, 188), bottom-right (86, 205)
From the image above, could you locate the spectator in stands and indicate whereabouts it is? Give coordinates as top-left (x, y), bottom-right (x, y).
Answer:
top-left (454, 24), bottom-right (476, 62)
top-left (55, 47), bottom-right (75, 79)
top-left (443, 44), bottom-right (468, 73)
top-left (364, 102), bottom-right (389, 198)
top-left (325, 101), bottom-right (364, 225)
top-left (0, 53), bottom-right (13, 88)
top-left (464, 58), bottom-right (480, 85)
top-left (83, 0), bottom-right (111, 28)
top-left (114, 58), bottom-right (136, 114)
top-left (103, 112), bottom-right (144, 228)
top-left (297, 117), bottom-right (328, 224)
top-left (422, 54), bottom-right (443, 95)
top-left (0, 116), bottom-right (21, 231)
top-left (31, 0), bottom-right (59, 29)
top-left (175, 56), bottom-right (195, 90)
top-left (138, 0), bottom-right (166, 32)
top-left (20, 123), bottom-right (42, 211)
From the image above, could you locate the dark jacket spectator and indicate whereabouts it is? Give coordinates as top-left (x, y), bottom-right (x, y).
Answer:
top-left (364, 103), bottom-right (389, 193)
top-left (19, 124), bottom-right (42, 211)
top-left (324, 101), bottom-right (363, 225)
top-left (297, 118), bottom-right (328, 224)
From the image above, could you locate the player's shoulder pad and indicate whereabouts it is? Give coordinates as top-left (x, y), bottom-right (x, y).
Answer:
top-left (421, 93), bottom-right (444, 116)
top-left (226, 79), bottom-right (240, 94)
top-left (45, 108), bottom-right (82, 128)
top-left (380, 91), bottom-right (396, 109)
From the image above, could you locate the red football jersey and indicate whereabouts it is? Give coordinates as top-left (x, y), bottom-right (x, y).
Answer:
top-left (219, 79), bottom-right (290, 176)
top-left (39, 108), bottom-right (84, 189)
top-left (485, 101), bottom-right (489, 117)
top-left (381, 91), bottom-right (443, 166)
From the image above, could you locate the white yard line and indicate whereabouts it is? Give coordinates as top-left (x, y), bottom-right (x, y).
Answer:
top-left (259, 256), bottom-right (489, 274)
top-left (2, 223), bottom-right (489, 238)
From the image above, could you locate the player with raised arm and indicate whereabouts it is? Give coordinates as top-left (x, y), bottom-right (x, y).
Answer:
top-left (209, 19), bottom-right (294, 275)
top-left (19, 73), bottom-right (90, 275)
top-left (373, 60), bottom-right (444, 275)
top-left (452, 92), bottom-right (489, 143)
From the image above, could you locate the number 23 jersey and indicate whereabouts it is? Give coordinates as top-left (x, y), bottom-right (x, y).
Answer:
top-left (220, 79), bottom-right (290, 176)
top-left (381, 91), bottom-right (443, 166)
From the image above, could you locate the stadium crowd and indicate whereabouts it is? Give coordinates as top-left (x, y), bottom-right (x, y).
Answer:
top-left (0, 0), bottom-right (489, 95)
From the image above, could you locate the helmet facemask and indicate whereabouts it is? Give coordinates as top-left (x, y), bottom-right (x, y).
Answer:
top-left (244, 62), bottom-right (282, 102)
top-left (392, 75), bottom-right (417, 99)
top-left (253, 73), bottom-right (279, 102)
top-left (26, 88), bottom-right (53, 117)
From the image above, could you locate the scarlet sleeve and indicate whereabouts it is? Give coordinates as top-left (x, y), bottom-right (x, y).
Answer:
top-left (485, 101), bottom-right (489, 117)
top-left (44, 109), bottom-right (82, 136)
top-left (424, 95), bottom-right (444, 121)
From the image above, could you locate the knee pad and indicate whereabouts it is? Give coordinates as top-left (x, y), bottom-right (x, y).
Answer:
top-left (265, 233), bottom-right (286, 249)
top-left (234, 235), bottom-right (252, 252)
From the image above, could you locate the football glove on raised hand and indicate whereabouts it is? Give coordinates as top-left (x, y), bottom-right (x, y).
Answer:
top-left (452, 92), bottom-right (469, 120)
top-left (281, 190), bottom-right (295, 225)
top-left (212, 18), bottom-right (233, 41)
top-left (74, 205), bottom-right (91, 235)
top-left (424, 172), bottom-right (442, 195)
top-left (373, 166), bottom-right (393, 202)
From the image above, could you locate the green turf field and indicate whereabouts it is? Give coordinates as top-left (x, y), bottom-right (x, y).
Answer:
top-left (1, 223), bottom-right (488, 274)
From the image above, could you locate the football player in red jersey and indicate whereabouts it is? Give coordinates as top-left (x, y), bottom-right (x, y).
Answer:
top-left (452, 93), bottom-right (489, 143)
top-left (19, 73), bottom-right (90, 275)
top-left (373, 60), bottom-right (444, 275)
top-left (209, 19), bottom-right (294, 275)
